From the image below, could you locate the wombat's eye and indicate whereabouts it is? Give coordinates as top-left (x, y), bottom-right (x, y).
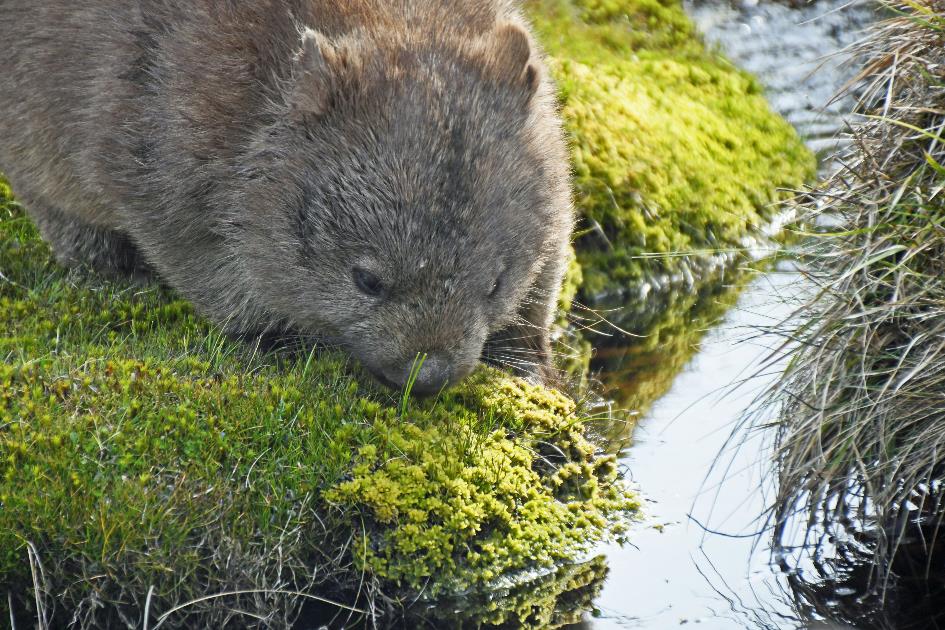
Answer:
top-left (353, 268), bottom-right (385, 297)
top-left (489, 275), bottom-right (502, 298)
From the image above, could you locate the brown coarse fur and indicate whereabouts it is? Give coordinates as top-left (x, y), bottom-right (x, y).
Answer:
top-left (0, 0), bottom-right (573, 393)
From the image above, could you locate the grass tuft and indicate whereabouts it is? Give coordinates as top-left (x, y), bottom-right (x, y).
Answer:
top-left (760, 0), bottom-right (945, 588)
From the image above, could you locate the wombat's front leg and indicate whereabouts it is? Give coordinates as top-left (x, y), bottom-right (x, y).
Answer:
top-left (484, 257), bottom-right (564, 385)
top-left (27, 203), bottom-right (152, 281)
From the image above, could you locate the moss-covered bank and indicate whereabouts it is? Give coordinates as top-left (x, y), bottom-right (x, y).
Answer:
top-left (1, 0), bottom-right (813, 625)
top-left (524, 0), bottom-right (815, 297)
top-left (0, 184), bottom-right (635, 626)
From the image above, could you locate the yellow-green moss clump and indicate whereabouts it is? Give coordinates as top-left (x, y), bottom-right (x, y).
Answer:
top-left (0, 181), bottom-right (635, 627)
top-left (524, 0), bottom-right (815, 296)
top-left (326, 376), bottom-right (633, 593)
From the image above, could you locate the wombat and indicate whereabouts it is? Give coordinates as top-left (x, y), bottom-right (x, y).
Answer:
top-left (0, 0), bottom-right (573, 394)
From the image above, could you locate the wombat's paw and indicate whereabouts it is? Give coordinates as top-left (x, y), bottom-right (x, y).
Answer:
top-left (59, 237), bottom-right (154, 284)
top-left (33, 207), bottom-right (153, 283)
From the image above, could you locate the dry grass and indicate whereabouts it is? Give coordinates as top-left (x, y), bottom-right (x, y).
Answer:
top-left (762, 0), bottom-right (945, 587)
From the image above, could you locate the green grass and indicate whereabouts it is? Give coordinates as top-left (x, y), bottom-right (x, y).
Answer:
top-left (762, 0), bottom-right (945, 587)
top-left (524, 0), bottom-right (816, 296)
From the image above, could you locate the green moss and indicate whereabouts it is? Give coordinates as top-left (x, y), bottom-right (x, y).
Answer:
top-left (0, 182), bottom-right (635, 625)
top-left (524, 0), bottom-right (815, 295)
top-left (325, 374), bottom-right (635, 594)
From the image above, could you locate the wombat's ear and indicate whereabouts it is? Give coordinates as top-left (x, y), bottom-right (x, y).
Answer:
top-left (489, 22), bottom-right (540, 100)
top-left (289, 29), bottom-right (338, 118)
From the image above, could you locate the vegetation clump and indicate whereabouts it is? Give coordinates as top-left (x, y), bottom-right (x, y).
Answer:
top-left (326, 375), bottom-right (634, 594)
top-left (525, 0), bottom-right (815, 297)
top-left (763, 0), bottom-right (945, 586)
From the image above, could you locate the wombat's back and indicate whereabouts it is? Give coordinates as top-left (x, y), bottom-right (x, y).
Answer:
top-left (0, 2), bottom-right (298, 222)
top-left (0, 0), bottom-right (526, 226)
top-left (0, 2), bottom-right (139, 226)
top-left (0, 1), bottom-right (573, 390)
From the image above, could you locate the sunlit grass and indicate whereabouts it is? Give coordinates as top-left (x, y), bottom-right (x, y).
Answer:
top-left (761, 0), bottom-right (945, 585)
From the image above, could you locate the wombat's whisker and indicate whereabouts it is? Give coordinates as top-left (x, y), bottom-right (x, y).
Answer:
top-left (489, 345), bottom-right (542, 354)
top-left (483, 355), bottom-right (540, 372)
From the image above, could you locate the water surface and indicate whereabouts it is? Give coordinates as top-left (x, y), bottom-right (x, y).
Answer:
top-left (585, 266), bottom-right (809, 629)
top-left (575, 2), bottom-right (881, 626)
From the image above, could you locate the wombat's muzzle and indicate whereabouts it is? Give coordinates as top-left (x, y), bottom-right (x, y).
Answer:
top-left (376, 353), bottom-right (458, 396)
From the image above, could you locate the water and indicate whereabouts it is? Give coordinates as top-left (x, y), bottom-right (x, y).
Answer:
top-left (572, 2), bottom-right (882, 627)
top-left (585, 266), bottom-right (809, 629)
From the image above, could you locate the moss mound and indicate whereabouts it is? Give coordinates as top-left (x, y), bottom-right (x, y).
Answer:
top-left (326, 377), bottom-right (631, 593)
top-left (524, 0), bottom-right (815, 296)
top-left (0, 183), bottom-right (635, 627)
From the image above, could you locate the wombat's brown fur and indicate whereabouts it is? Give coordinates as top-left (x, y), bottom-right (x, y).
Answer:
top-left (0, 1), bottom-right (573, 394)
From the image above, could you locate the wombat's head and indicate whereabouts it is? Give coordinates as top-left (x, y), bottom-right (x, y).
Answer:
top-left (233, 16), bottom-right (571, 394)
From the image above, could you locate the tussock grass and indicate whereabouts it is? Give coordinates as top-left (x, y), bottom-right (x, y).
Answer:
top-left (762, 0), bottom-right (945, 585)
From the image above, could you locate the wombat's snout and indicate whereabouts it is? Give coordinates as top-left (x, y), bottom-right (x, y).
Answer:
top-left (376, 353), bottom-right (464, 396)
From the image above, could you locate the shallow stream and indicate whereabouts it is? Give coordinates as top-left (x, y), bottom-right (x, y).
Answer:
top-left (586, 266), bottom-right (809, 629)
top-left (573, 1), bottom-right (882, 628)
top-left (577, 1), bottom-right (884, 627)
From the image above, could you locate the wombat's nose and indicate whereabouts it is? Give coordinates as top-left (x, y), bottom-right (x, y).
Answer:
top-left (384, 354), bottom-right (452, 396)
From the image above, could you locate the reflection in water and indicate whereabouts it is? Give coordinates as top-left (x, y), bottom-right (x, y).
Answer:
top-left (329, 556), bottom-right (611, 629)
top-left (775, 487), bottom-right (945, 630)
top-left (583, 264), bottom-right (945, 630)
top-left (419, 556), bottom-right (610, 629)
top-left (555, 265), bottom-right (753, 461)
top-left (583, 267), bottom-right (806, 630)
top-left (588, 267), bottom-right (752, 424)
